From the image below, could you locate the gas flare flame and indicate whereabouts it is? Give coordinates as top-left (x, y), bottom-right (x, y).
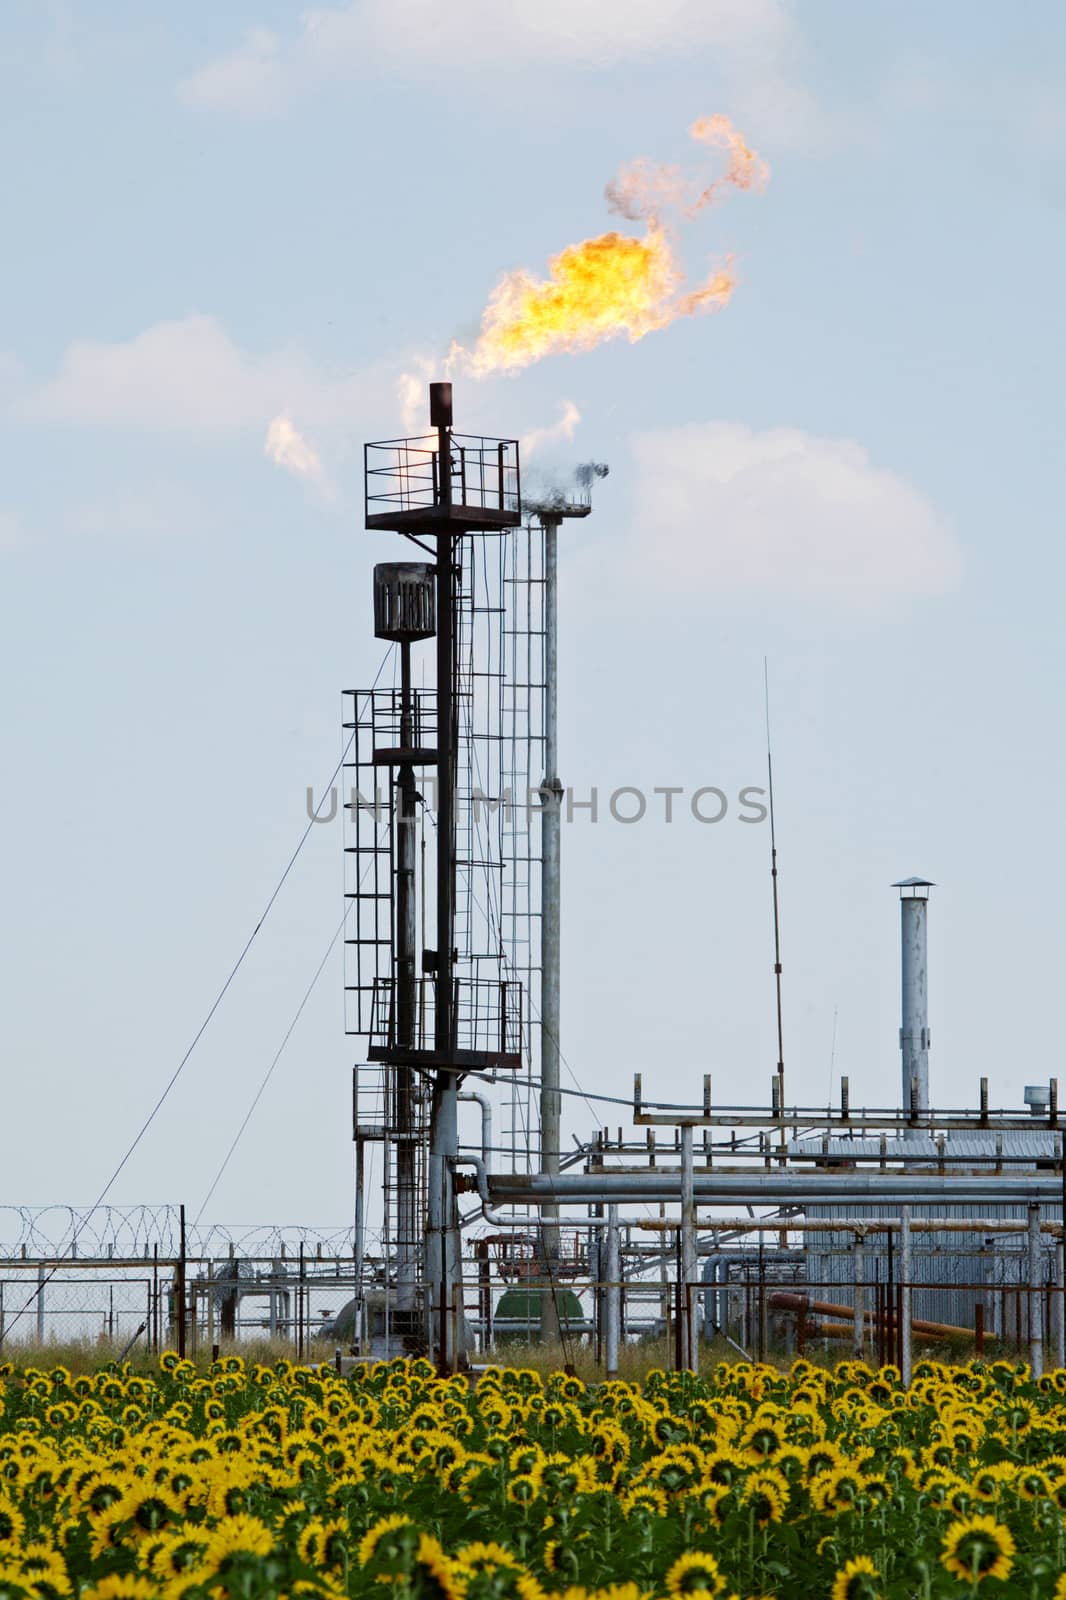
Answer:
top-left (451, 115), bottom-right (767, 377)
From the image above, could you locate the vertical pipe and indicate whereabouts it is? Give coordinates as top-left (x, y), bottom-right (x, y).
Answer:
top-left (853, 1234), bottom-right (865, 1360)
top-left (1028, 1202), bottom-right (1044, 1379)
top-left (177, 1206), bottom-right (187, 1360)
top-left (540, 515), bottom-right (562, 1344)
top-left (298, 1243), bottom-right (305, 1362)
top-left (396, 642), bottom-right (419, 1317)
top-left (605, 1206), bottom-right (620, 1379)
top-left (354, 1140), bottom-right (365, 1351)
top-left (659, 1203), bottom-right (670, 1335)
top-left (757, 1235), bottom-right (767, 1365)
top-left (1055, 1238), bottom-right (1065, 1371)
top-left (899, 892), bottom-right (930, 1113)
top-left (428, 409), bottom-right (461, 1366)
top-left (680, 1124), bottom-right (697, 1369)
top-left (984, 1238), bottom-right (999, 1340)
top-left (592, 1209), bottom-right (604, 1366)
top-left (1015, 1277), bottom-right (1022, 1354)
top-left (900, 1208), bottom-right (912, 1387)
top-left (207, 1261), bottom-right (215, 1354)
top-left (885, 1228), bottom-right (894, 1367)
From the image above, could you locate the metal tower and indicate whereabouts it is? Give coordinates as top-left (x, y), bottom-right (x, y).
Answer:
top-left (347, 383), bottom-right (523, 1365)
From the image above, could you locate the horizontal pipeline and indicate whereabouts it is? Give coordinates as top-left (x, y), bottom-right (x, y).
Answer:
top-left (635, 1217), bottom-right (1065, 1236)
top-left (486, 1173), bottom-right (1066, 1206)
top-left (806, 1317), bottom-right (943, 1347)
top-left (769, 1290), bottom-right (991, 1343)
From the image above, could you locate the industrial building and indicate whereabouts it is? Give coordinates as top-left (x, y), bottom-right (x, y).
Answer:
top-left (343, 383), bottom-right (1066, 1379)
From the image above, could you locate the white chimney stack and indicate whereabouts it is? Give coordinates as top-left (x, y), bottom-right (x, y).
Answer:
top-left (893, 878), bottom-right (934, 1114)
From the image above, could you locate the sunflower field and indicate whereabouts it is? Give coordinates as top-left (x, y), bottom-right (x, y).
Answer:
top-left (2, 1353), bottom-right (1066, 1599)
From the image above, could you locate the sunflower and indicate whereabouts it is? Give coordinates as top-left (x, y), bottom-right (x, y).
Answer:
top-left (0, 1501), bottom-right (24, 1550)
top-left (805, 1442), bottom-right (845, 1480)
top-left (110, 1486), bottom-right (183, 1539)
top-left (452, 1542), bottom-right (524, 1577)
top-left (940, 1514), bottom-right (1016, 1584)
top-left (77, 1474), bottom-right (127, 1518)
top-left (506, 1473), bottom-right (539, 1504)
top-left (357, 1513), bottom-right (415, 1569)
top-left (971, 1465), bottom-right (1012, 1502)
top-left (1014, 1468), bottom-right (1054, 1502)
top-left (664, 1551), bottom-right (726, 1596)
top-left (415, 1534), bottom-right (465, 1600)
top-left (148, 1531), bottom-right (210, 1579)
top-left (830, 1558), bottom-right (881, 1600)
top-left (740, 1471), bottom-right (789, 1525)
top-left (201, 1514), bottom-right (275, 1571)
top-left (739, 1418), bottom-right (785, 1462)
top-left (619, 1484), bottom-right (669, 1517)
top-left (13, 1544), bottom-right (71, 1598)
top-left (703, 1448), bottom-right (748, 1488)
top-left (90, 1504), bottom-right (134, 1562)
top-left (811, 1468), bottom-right (866, 1515)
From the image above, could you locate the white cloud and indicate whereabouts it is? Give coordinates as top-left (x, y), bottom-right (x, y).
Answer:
top-left (521, 399), bottom-right (580, 460)
top-left (0, 352), bottom-right (24, 404)
top-left (67, 484), bottom-right (219, 542)
top-left (178, 0), bottom-right (817, 140)
top-left (0, 510), bottom-right (25, 552)
top-left (176, 27), bottom-right (284, 118)
top-left (626, 421), bottom-right (963, 599)
top-left (15, 315), bottom-right (380, 433)
top-left (265, 414), bottom-right (327, 486)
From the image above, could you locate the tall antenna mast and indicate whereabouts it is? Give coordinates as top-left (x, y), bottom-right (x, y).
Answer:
top-left (764, 660), bottom-right (785, 1126)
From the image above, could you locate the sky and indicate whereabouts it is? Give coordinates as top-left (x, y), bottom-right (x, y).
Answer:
top-left (2, 2), bottom-right (1065, 1235)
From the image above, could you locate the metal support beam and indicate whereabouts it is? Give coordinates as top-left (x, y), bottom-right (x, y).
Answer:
top-left (540, 514), bottom-right (561, 1345)
top-left (898, 884), bottom-right (931, 1114)
top-left (1055, 1237), bottom-right (1065, 1371)
top-left (426, 416), bottom-right (463, 1368)
top-left (853, 1233), bottom-right (865, 1360)
top-left (680, 1124), bottom-right (698, 1369)
top-left (395, 638), bottom-right (419, 1316)
top-left (605, 1205), bottom-right (620, 1379)
top-left (490, 1172), bottom-right (1066, 1206)
top-left (1029, 1201), bottom-right (1044, 1379)
top-left (900, 1206), bottom-right (912, 1386)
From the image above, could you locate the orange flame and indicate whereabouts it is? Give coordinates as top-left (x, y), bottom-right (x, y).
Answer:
top-left (607, 115), bottom-right (770, 222)
top-left (454, 115), bottom-right (766, 377)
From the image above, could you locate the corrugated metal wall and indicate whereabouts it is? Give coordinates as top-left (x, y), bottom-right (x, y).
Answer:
top-left (796, 1131), bottom-right (1061, 1337)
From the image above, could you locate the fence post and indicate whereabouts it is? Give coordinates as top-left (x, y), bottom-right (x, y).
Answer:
top-left (605, 1206), bottom-right (620, 1379)
top-left (298, 1243), bottom-right (305, 1362)
top-left (177, 1205), bottom-right (187, 1360)
top-left (680, 1124), bottom-right (698, 1371)
top-left (1049, 1228), bottom-right (1056, 1369)
top-left (853, 1232), bottom-right (865, 1361)
top-left (900, 1207), bottom-right (912, 1387)
top-left (36, 1264), bottom-right (45, 1346)
top-left (1028, 1202), bottom-right (1044, 1379)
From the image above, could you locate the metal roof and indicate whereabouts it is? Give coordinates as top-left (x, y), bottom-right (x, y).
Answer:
top-left (788, 1130), bottom-right (1062, 1161)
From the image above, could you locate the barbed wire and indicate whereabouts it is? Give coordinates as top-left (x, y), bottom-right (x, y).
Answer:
top-left (0, 1208), bottom-right (363, 1261)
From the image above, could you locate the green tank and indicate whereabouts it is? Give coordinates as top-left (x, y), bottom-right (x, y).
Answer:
top-left (494, 1286), bottom-right (587, 1343)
